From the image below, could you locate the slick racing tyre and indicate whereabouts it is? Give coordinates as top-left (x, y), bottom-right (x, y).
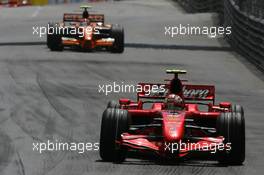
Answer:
top-left (216, 112), bottom-right (245, 165)
top-left (100, 108), bottom-right (130, 162)
top-left (107, 100), bottom-right (120, 109)
top-left (110, 24), bottom-right (124, 53)
top-left (47, 24), bottom-right (63, 51)
top-left (49, 33), bottom-right (63, 51)
top-left (231, 104), bottom-right (244, 117)
top-left (47, 22), bottom-right (56, 49)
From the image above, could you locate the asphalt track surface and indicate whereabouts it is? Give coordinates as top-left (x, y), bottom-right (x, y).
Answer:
top-left (0, 0), bottom-right (264, 175)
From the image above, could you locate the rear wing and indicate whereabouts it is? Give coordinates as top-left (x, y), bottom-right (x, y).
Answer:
top-left (183, 84), bottom-right (215, 103)
top-left (137, 83), bottom-right (215, 103)
top-left (63, 13), bottom-right (82, 22)
top-left (89, 14), bottom-right (104, 23)
top-left (63, 13), bottom-right (104, 23)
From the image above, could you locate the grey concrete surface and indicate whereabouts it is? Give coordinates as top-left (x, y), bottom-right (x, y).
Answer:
top-left (0, 0), bottom-right (263, 175)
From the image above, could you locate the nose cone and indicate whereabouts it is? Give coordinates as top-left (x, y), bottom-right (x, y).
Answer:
top-left (162, 112), bottom-right (185, 142)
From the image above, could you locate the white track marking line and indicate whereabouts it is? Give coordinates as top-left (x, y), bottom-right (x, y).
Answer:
top-left (31, 6), bottom-right (42, 18)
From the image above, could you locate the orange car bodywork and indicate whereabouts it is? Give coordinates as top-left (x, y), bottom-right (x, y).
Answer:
top-left (60, 14), bottom-right (114, 49)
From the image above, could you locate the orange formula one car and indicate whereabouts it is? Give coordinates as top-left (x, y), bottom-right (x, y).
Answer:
top-left (47, 6), bottom-right (124, 53)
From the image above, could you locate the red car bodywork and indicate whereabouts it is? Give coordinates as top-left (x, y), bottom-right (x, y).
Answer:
top-left (116, 83), bottom-right (231, 159)
top-left (100, 71), bottom-right (245, 164)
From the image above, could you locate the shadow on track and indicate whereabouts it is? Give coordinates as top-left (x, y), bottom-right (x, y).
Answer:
top-left (96, 159), bottom-right (230, 167)
top-left (0, 42), bottom-right (232, 51)
top-left (95, 152), bottom-right (236, 167)
top-left (126, 43), bottom-right (232, 51)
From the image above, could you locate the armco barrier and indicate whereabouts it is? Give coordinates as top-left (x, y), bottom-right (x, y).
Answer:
top-left (177, 0), bottom-right (222, 13)
top-left (224, 0), bottom-right (264, 70)
top-left (177, 0), bottom-right (264, 71)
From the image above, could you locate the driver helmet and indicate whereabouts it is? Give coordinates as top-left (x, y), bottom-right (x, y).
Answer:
top-left (165, 94), bottom-right (184, 110)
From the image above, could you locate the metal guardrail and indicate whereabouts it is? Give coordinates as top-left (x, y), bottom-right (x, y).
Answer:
top-left (224, 0), bottom-right (264, 71)
top-left (177, 0), bottom-right (222, 13)
top-left (233, 0), bottom-right (264, 19)
top-left (177, 0), bottom-right (264, 71)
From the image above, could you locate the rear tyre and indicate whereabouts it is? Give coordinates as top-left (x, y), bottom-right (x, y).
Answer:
top-left (216, 112), bottom-right (245, 165)
top-left (110, 24), bottom-right (124, 53)
top-left (47, 22), bottom-right (55, 49)
top-left (47, 24), bottom-right (63, 51)
top-left (49, 34), bottom-right (63, 51)
top-left (107, 100), bottom-right (120, 109)
top-left (100, 108), bottom-right (130, 162)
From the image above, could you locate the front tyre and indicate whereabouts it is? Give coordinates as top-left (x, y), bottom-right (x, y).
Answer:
top-left (216, 112), bottom-right (245, 165)
top-left (99, 108), bottom-right (130, 162)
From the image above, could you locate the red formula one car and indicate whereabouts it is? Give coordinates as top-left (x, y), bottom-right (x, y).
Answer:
top-left (99, 70), bottom-right (245, 165)
top-left (47, 6), bottom-right (124, 53)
